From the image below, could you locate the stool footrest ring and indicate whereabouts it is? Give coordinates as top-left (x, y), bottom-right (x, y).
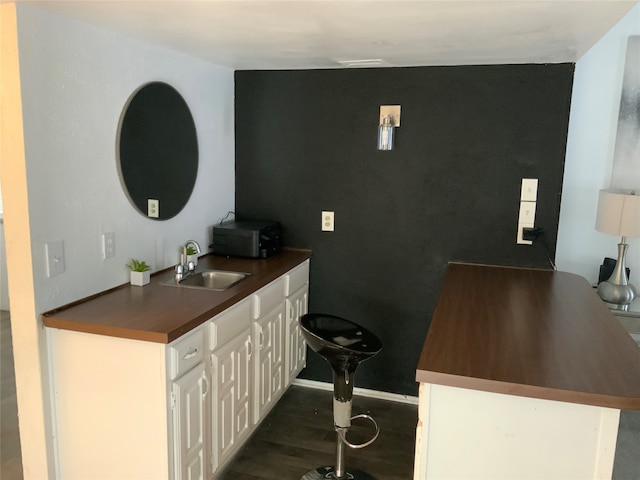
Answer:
top-left (337, 414), bottom-right (379, 449)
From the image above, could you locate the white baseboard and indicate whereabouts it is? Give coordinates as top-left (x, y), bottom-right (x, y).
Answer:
top-left (291, 378), bottom-right (419, 405)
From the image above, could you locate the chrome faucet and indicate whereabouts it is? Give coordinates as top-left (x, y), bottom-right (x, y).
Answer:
top-left (175, 240), bottom-right (201, 282)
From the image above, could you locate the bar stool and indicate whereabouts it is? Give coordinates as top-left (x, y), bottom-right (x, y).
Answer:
top-left (299, 313), bottom-right (382, 480)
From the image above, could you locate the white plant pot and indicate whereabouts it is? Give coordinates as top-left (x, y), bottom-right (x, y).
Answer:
top-left (187, 254), bottom-right (198, 267)
top-left (130, 271), bottom-right (150, 286)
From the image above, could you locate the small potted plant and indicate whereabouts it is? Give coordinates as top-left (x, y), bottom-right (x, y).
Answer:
top-left (184, 246), bottom-right (199, 267)
top-left (126, 259), bottom-right (151, 286)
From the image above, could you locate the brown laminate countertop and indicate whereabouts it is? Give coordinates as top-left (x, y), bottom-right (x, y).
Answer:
top-left (42, 249), bottom-right (311, 344)
top-left (416, 262), bottom-right (640, 410)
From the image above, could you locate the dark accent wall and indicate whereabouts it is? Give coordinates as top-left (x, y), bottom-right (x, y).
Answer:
top-left (234, 65), bottom-right (574, 396)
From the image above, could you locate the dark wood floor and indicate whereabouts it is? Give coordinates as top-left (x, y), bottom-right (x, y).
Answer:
top-left (219, 385), bottom-right (418, 480)
top-left (1, 310), bottom-right (23, 480)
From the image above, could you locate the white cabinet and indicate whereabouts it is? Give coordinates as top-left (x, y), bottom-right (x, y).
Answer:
top-left (207, 298), bottom-right (253, 473)
top-left (211, 327), bottom-right (253, 469)
top-left (48, 330), bottom-right (171, 480)
top-left (169, 325), bottom-right (208, 480)
top-left (171, 363), bottom-right (209, 480)
top-left (47, 261), bottom-right (309, 480)
top-left (285, 286), bottom-right (308, 384)
top-left (285, 260), bottom-right (309, 384)
top-left (252, 278), bottom-right (285, 423)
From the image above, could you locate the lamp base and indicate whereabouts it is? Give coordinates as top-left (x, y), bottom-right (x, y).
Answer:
top-left (597, 281), bottom-right (636, 311)
top-left (596, 240), bottom-right (636, 310)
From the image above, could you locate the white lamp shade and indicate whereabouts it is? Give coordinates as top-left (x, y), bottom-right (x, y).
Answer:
top-left (595, 189), bottom-right (640, 238)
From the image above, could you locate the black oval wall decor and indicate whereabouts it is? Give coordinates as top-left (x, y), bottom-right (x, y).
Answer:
top-left (117, 82), bottom-right (198, 220)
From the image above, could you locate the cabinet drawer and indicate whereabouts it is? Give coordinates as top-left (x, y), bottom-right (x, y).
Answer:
top-left (253, 277), bottom-right (285, 319)
top-left (169, 326), bottom-right (204, 380)
top-left (209, 298), bottom-right (251, 350)
top-left (284, 260), bottom-right (310, 296)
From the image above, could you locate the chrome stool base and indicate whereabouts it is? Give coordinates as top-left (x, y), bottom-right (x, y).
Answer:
top-left (300, 466), bottom-right (375, 480)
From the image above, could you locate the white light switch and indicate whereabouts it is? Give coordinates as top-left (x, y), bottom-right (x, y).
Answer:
top-left (518, 201), bottom-right (536, 225)
top-left (45, 240), bottom-right (65, 277)
top-left (102, 232), bottom-right (115, 259)
top-left (521, 178), bottom-right (538, 202)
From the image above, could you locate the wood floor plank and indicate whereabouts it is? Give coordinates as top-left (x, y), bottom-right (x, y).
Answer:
top-left (1, 310), bottom-right (23, 480)
top-left (220, 385), bottom-right (418, 479)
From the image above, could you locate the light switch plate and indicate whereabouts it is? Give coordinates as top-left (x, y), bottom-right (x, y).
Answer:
top-left (521, 178), bottom-right (538, 202)
top-left (322, 211), bottom-right (335, 232)
top-left (102, 232), bottom-right (115, 259)
top-left (46, 240), bottom-right (65, 277)
top-left (518, 201), bottom-right (536, 225)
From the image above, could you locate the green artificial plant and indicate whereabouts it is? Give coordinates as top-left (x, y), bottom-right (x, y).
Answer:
top-left (126, 259), bottom-right (151, 272)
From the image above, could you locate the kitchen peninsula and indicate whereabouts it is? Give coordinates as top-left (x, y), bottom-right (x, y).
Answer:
top-left (42, 249), bottom-right (311, 479)
top-left (414, 262), bottom-right (640, 480)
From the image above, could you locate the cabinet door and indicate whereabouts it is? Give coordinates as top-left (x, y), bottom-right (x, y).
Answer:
top-left (172, 363), bottom-right (209, 480)
top-left (212, 329), bottom-right (253, 469)
top-left (253, 303), bottom-right (285, 423)
top-left (285, 284), bottom-right (308, 385)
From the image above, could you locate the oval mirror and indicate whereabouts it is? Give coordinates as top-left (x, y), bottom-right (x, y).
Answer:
top-left (117, 82), bottom-right (198, 220)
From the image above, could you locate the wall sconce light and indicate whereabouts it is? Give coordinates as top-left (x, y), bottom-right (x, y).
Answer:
top-left (377, 105), bottom-right (401, 151)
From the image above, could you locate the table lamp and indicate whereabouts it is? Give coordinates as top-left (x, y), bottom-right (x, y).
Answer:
top-left (595, 189), bottom-right (640, 310)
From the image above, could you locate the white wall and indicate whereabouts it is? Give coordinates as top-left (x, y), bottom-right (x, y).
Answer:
top-left (556, 3), bottom-right (640, 285)
top-left (17, 4), bottom-right (236, 313)
top-left (8, 3), bottom-right (235, 476)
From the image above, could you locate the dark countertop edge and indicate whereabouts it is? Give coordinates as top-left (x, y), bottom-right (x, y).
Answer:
top-left (43, 318), bottom-right (171, 343)
top-left (42, 248), bottom-right (311, 344)
top-left (415, 370), bottom-right (640, 411)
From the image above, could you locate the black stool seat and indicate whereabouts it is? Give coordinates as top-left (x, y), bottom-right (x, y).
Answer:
top-left (300, 313), bottom-right (382, 369)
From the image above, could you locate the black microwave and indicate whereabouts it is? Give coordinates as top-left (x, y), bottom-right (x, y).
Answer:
top-left (210, 220), bottom-right (282, 258)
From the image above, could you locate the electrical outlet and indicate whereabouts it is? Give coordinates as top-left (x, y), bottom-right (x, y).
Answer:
top-left (517, 199), bottom-right (536, 245)
top-left (322, 211), bottom-right (335, 232)
top-left (148, 199), bottom-right (159, 218)
top-left (102, 232), bottom-right (115, 259)
top-left (45, 240), bottom-right (65, 277)
top-left (517, 224), bottom-right (534, 245)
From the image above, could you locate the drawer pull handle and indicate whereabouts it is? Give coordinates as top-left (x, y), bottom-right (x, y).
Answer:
top-left (182, 348), bottom-right (198, 360)
top-left (247, 339), bottom-right (253, 358)
top-left (202, 373), bottom-right (209, 399)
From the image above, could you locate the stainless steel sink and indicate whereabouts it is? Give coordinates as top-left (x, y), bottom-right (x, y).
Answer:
top-left (161, 270), bottom-right (251, 291)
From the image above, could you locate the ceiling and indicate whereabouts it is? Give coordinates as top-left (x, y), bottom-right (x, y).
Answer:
top-left (15, 0), bottom-right (640, 70)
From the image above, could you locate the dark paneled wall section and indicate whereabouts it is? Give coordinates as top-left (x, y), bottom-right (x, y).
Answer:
top-left (234, 65), bottom-right (575, 396)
